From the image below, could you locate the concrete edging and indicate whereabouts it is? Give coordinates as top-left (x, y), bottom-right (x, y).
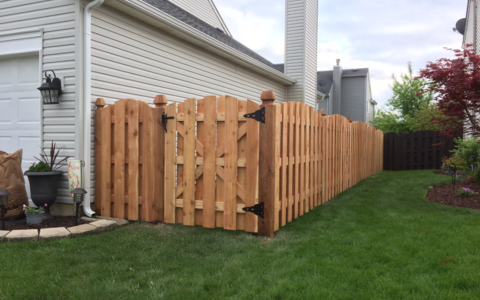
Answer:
top-left (0, 217), bottom-right (127, 243)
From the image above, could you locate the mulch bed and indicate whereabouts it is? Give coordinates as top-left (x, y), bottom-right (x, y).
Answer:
top-left (426, 177), bottom-right (480, 210)
top-left (5, 216), bottom-right (88, 231)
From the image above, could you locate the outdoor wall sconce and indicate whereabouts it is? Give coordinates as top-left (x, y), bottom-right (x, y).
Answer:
top-left (38, 70), bottom-right (62, 104)
top-left (71, 188), bottom-right (87, 226)
top-left (0, 190), bottom-right (10, 230)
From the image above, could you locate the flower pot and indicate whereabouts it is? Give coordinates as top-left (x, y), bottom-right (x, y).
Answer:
top-left (24, 171), bottom-right (63, 210)
top-left (25, 212), bottom-right (44, 225)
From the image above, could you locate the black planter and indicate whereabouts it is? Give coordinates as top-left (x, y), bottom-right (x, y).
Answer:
top-left (24, 171), bottom-right (63, 210)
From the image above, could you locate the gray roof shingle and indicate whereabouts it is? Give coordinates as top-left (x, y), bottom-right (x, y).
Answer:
top-left (141, 0), bottom-right (278, 69)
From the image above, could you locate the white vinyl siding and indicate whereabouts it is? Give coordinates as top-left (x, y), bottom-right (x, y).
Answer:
top-left (90, 6), bottom-right (285, 104)
top-left (0, 0), bottom-right (79, 204)
top-left (304, 0), bottom-right (318, 108)
top-left (285, 0), bottom-right (318, 108)
top-left (168, 0), bottom-right (230, 36)
top-left (89, 6), bottom-right (286, 189)
top-left (285, 0), bottom-right (305, 103)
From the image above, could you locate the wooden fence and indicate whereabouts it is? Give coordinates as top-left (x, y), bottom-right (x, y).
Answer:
top-left (95, 91), bottom-right (384, 237)
top-left (383, 130), bottom-right (462, 171)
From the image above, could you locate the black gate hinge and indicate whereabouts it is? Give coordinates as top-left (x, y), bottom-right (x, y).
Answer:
top-left (244, 107), bottom-right (265, 123)
top-left (162, 113), bottom-right (174, 132)
top-left (242, 202), bottom-right (264, 218)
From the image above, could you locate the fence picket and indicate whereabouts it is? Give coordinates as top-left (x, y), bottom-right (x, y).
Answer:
top-left (245, 100), bottom-right (260, 232)
top-left (224, 96), bottom-right (238, 230)
top-left (114, 99), bottom-right (126, 219)
top-left (182, 98), bottom-right (197, 226)
top-left (202, 96), bottom-right (216, 228)
top-left (126, 99), bottom-right (139, 221)
top-left (164, 102), bottom-right (177, 224)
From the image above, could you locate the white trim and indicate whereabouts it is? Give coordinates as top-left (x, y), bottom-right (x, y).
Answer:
top-left (111, 0), bottom-right (296, 85)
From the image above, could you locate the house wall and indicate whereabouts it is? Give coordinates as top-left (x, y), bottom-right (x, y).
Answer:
top-left (0, 0), bottom-right (81, 204)
top-left (366, 75), bottom-right (374, 124)
top-left (89, 5), bottom-right (287, 196)
top-left (285, 0), bottom-right (318, 107)
top-left (340, 76), bottom-right (366, 122)
top-left (168, 0), bottom-right (230, 35)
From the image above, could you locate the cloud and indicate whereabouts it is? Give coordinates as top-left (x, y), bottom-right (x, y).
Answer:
top-left (214, 0), bottom-right (467, 106)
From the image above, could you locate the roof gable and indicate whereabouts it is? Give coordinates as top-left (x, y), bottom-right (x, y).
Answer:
top-left (141, 0), bottom-right (278, 69)
top-left (168, 0), bottom-right (231, 36)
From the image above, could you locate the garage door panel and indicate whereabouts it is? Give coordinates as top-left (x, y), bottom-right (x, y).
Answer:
top-left (0, 136), bottom-right (14, 153)
top-left (0, 98), bottom-right (13, 123)
top-left (18, 97), bottom-right (40, 123)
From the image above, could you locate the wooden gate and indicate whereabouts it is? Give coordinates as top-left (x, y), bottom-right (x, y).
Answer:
top-left (164, 96), bottom-right (260, 231)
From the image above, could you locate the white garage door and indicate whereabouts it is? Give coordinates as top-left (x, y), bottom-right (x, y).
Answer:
top-left (0, 54), bottom-right (40, 198)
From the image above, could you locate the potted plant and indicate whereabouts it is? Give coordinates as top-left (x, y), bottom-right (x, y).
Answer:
top-left (23, 203), bottom-right (47, 224)
top-left (24, 142), bottom-right (69, 213)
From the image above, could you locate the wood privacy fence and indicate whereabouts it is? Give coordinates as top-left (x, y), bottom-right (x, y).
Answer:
top-left (383, 130), bottom-right (462, 171)
top-left (95, 91), bottom-right (384, 237)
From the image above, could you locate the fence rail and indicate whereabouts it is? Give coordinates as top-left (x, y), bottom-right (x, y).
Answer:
top-left (95, 91), bottom-right (384, 237)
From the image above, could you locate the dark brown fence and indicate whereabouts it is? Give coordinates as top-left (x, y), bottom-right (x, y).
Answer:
top-left (383, 130), bottom-right (462, 171)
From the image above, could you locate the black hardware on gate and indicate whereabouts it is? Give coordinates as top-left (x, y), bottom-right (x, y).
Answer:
top-left (244, 107), bottom-right (265, 123)
top-left (162, 113), bottom-right (174, 132)
top-left (242, 201), bottom-right (264, 218)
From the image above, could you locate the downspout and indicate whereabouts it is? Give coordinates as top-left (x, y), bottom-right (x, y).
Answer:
top-left (82, 0), bottom-right (104, 217)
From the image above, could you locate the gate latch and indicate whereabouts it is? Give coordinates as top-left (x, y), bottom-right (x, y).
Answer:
top-left (242, 202), bottom-right (264, 218)
top-left (243, 107), bottom-right (265, 123)
top-left (162, 113), bottom-right (174, 132)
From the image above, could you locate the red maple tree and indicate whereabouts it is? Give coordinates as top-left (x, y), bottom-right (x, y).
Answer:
top-left (417, 45), bottom-right (480, 137)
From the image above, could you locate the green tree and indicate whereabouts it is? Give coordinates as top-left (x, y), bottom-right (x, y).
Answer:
top-left (407, 104), bottom-right (462, 132)
top-left (372, 108), bottom-right (410, 134)
top-left (371, 62), bottom-right (434, 133)
top-left (388, 62), bottom-right (434, 118)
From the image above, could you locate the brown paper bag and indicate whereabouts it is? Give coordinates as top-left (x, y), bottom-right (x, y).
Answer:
top-left (0, 150), bottom-right (28, 220)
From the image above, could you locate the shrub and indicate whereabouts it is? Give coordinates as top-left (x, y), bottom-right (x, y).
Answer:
top-left (449, 137), bottom-right (480, 173)
top-left (473, 168), bottom-right (480, 184)
top-left (441, 155), bottom-right (466, 173)
top-left (457, 187), bottom-right (478, 197)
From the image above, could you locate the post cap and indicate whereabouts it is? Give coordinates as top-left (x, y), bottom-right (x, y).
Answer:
top-left (320, 108), bottom-right (326, 116)
top-left (154, 95), bottom-right (168, 108)
top-left (260, 91), bottom-right (275, 106)
top-left (95, 98), bottom-right (106, 109)
top-left (348, 117), bottom-right (352, 123)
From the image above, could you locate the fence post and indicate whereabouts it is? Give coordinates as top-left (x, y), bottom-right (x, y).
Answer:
top-left (94, 98), bottom-right (106, 215)
top-left (258, 91), bottom-right (279, 238)
top-left (154, 95), bottom-right (168, 222)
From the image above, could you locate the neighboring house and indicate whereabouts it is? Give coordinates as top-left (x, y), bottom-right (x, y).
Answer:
top-left (460, 0), bottom-right (479, 52)
top-left (0, 0), bottom-right (318, 215)
top-left (316, 60), bottom-right (376, 123)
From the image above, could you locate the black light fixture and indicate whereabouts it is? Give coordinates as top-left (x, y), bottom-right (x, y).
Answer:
top-left (38, 70), bottom-right (62, 105)
top-left (71, 188), bottom-right (87, 226)
top-left (0, 190), bottom-right (10, 230)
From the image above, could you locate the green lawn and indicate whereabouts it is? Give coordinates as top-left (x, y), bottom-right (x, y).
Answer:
top-left (2, 170), bottom-right (480, 300)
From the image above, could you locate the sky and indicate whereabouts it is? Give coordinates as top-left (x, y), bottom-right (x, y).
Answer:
top-left (214, 0), bottom-right (467, 107)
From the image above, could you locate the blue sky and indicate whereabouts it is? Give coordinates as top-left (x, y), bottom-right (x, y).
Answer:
top-left (214, 0), bottom-right (467, 107)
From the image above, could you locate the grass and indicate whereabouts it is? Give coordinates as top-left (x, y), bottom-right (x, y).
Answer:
top-left (2, 170), bottom-right (480, 299)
